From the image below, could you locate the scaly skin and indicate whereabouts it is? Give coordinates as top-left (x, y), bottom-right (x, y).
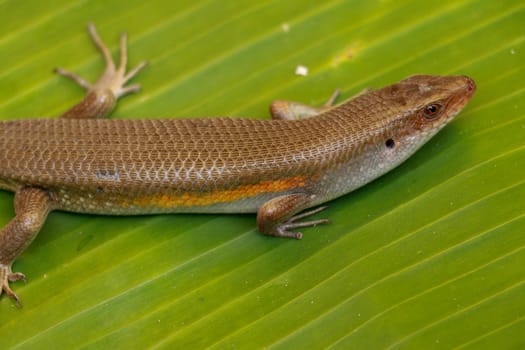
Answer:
top-left (0, 24), bottom-right (476, 305)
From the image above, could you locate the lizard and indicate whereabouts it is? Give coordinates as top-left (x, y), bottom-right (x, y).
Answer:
top-left (0, 24), bottom-right (476, 305)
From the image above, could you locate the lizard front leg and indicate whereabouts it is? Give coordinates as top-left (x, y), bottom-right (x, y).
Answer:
top-left (257, 193), bottom-right (330, 239)
top-left (269, 89), bottom-right (340, 120)
top-left (0, 188), bottom-right (53, 306)
top-left (56, 23), bottom-right (147, 119)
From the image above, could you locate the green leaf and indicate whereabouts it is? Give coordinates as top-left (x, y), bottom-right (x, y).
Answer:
top-left (0, 0), bottom-right (523, 349)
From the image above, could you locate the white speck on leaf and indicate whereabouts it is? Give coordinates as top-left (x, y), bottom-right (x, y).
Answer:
top-left (295, 65), bottom-right (308, 76)
top-left (281, 23), bottom-right (290, 32)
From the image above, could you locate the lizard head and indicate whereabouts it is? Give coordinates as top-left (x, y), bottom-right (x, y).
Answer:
top-left (383, 74), bottom-right (476, 134)
top-left (339, 74), bottom-right (477, 174)
top-left (312, 74), bottom-right (476, 197)
top-left (365, 74), bottom-right (476, 156)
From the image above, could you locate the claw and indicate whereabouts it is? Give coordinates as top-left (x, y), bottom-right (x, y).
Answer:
top-left (54, 67), bottom-right (93, 90)
top-left (277, 206), bottom-right (330, 239)
top-left (8, 271), bottom-right (26, 282)
top-left (324, 89), bottom-right (341, 107)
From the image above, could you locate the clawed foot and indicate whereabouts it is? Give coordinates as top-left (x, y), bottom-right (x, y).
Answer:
top-left (0, 263), bottom-right (26, 307)
top-left (276, 206), bottom-right (330, 239)
top-left (54, 23), bottom-right (148, 98)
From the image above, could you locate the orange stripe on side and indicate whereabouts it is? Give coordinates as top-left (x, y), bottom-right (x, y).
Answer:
top-left (125, 176), bottom-right (308, 208)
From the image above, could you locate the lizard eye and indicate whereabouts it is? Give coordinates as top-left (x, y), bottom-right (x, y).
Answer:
top-left (422, 103), bottom-right (443, 119)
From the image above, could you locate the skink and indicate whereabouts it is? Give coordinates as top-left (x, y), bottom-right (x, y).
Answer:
top-left (0, 25), bottom-right (476, 305)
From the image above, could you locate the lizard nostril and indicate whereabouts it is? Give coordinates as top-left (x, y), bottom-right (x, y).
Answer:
top-left (462, 76), bottom-right (477, 96)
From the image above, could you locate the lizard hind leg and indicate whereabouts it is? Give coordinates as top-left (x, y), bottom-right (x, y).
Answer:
top-left (0, 187), bottom-right (53, 306)
top-left (56, 23), bottom-right (148, 119)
